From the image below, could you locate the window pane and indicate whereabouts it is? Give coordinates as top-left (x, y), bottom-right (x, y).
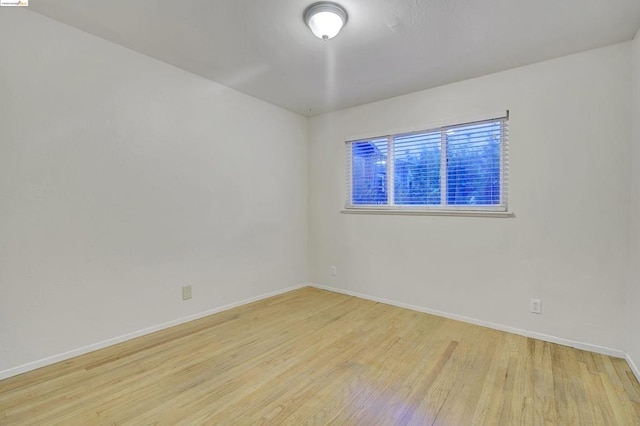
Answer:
top-left (394, 132), bottom-right (441, 205)
top-left (351, 139), bottom-right (388, 205)
top-left (446, 121), bottom-right (502, 206)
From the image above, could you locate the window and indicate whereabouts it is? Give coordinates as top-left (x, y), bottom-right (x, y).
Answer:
top-left (345, 114), bottom-right (509, 214)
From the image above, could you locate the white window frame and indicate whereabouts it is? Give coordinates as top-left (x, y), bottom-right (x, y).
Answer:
top-left (343, 112), bottom-right (511, 217)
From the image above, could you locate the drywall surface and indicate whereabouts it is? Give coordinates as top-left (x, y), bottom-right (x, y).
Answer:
top-left (629, 29), bottom-right (640, 374)
top-left (0, 10), bottom-right (308, 374)
top-left (309, 43), bottom-right (631, 351)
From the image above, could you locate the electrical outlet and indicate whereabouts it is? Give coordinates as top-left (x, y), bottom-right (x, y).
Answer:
top-left (182, 285), bottom-right (192, 300)
top-left (330, 266), bottom-right (337, 276)
top-left (530, 298), bottom-right (541, 314)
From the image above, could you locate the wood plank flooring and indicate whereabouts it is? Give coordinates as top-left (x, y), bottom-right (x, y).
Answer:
top-left (1, 287), bottom-right (639, 425)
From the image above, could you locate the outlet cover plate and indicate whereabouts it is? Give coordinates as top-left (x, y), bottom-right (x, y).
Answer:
top-left (182, 285), bottom-right (192, 300)
top-left (530, 298), bottom-right (541, 314)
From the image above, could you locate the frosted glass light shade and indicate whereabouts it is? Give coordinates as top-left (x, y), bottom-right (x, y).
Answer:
top-left (304, 2), bottom-right (348, 41)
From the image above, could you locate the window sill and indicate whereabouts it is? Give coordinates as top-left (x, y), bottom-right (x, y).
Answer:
top-left (341, 208), bottom-right (515, 218)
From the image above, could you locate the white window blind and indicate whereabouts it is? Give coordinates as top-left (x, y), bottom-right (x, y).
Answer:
top-left (345, 114), bottom-right (509, 213)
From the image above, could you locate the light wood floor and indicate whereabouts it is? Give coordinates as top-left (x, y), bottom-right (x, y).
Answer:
top-left (1, 287), bottom-right (639, 425)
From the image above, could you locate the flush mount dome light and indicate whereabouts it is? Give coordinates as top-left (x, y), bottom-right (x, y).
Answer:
top-left (304, 2), bottom-right (348, 41)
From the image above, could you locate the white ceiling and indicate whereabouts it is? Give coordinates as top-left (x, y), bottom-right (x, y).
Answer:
top-left (29, 0), bottom-right (640, 116)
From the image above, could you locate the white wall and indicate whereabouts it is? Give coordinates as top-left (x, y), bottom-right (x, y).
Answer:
top-left (629, 30), bottom-right (640, 374)
top-left (309, 43), bottom-right (631, 351)
top-left (0, 10), bottom-right (308, 375)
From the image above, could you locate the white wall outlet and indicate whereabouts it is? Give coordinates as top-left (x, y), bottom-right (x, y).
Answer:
top-left (530, 298), bottom-right (541, 314)
top-left (330, 266), bottom-right (337, 276)
top-left (182, 285), bottom-right (192, 300)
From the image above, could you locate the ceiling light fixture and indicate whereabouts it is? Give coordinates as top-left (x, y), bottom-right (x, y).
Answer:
top-left (304, 2), bottom-right (348, 41)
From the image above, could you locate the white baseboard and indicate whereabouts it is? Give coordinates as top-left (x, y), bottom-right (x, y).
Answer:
top-left (626, 353), bottom-right (640, 383)
top-left (309, 283), bottom-right (627, 359)
top-left (4, 283), bottom-right (637, 383)
top-left (0, 284), bottom-right (306, 381)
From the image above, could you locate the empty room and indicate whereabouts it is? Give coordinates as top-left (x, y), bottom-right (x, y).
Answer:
top-left (1, 0), bottom-right (640, 424)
